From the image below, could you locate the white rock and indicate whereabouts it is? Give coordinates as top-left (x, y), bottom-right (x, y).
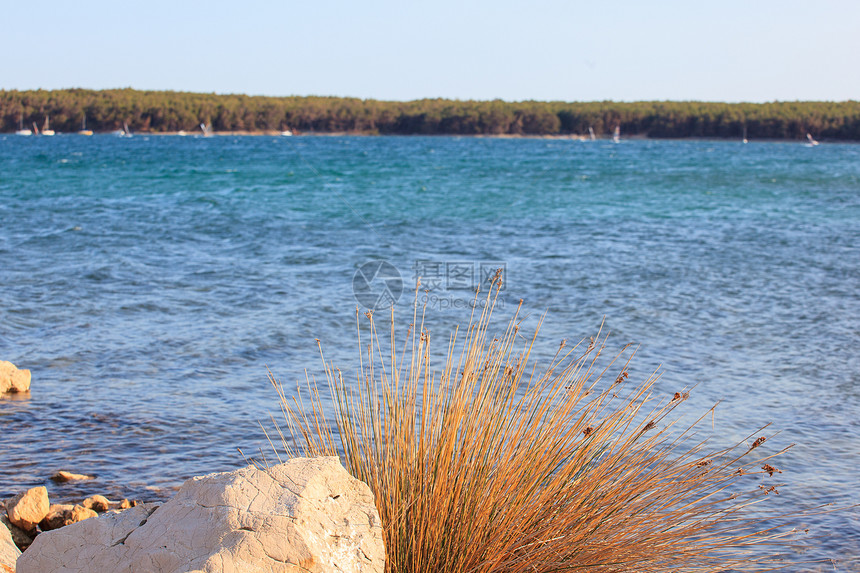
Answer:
top-left (1, 518), bottom-right (21, 572)
top-left (82, 495), bottom-right (110, 513)
top-left (0, 361), bottom-right (30, 393)
top-left (0, 361), bottom-right (13, 393)
top-left (6, 487), bottom-right (49, 533)
top-left (0, 360), bottom-right (30, 394)
top-left (50, 471), bottom-right (94, 483)
top-left (39, 504), bottom-right (98, 531)
top-left (18, 457), bottom-right (385, 573)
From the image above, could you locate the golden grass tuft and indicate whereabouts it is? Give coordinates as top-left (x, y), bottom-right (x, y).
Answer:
top-left (266, 278), bottom-right (801, 572)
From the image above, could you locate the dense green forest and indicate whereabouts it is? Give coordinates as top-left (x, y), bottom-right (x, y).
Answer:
top-left (2, 88), bottom-right (859, 140)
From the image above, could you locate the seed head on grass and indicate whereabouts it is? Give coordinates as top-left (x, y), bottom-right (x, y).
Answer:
top-left (267, 278), bottom-right (803, 573)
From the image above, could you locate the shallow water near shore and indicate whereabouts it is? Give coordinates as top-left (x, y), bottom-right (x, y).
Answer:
top-left (1, 134), bottom-right (858, 568)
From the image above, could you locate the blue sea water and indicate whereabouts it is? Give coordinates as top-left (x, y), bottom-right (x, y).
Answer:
top-left (1, 134), bottom-right (858, 568)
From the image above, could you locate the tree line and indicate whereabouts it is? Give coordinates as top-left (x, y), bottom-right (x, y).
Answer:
top-left (2, 88), bottom-right (859, 140)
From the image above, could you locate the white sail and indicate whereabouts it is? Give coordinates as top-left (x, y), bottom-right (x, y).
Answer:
top-left (15, 116), bottom-right (32, 136)
top-left (42, 116), bottom-right (55, 136)
top-left (79, 114), bottom-right (93, 136)
top-left (115, 122), bottom-right (133, 137)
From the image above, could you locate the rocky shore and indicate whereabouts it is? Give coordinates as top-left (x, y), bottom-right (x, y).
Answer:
top-left (2, 457), bottom-right (384, 572)
top-left (2, 481), bottom-right (138, 547)
top-left (2, 362), bottom-right (384, 571)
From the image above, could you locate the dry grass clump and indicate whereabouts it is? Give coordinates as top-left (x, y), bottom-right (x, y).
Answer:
top-left (266, 278), bottom-right (799, 572)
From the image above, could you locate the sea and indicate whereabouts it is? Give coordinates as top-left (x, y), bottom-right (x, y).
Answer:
top-left (1, 134), bottom-right (858, 569)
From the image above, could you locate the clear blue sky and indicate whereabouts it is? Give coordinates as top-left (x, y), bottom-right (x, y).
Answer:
top-left (2, 0), bottom-right (857, 102)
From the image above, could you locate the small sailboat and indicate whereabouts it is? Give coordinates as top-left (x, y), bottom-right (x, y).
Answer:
top-left (115, 122), bottom-right (133, 137)
top-left (15, 116), bottom-right (32, 136)
top-left (612, 125), bottom-right (621, 143)
top-left (806, 133), bottom-right (819, 146)
top-left (78, 114), bottom-right (93, 136)
top-left (742, 126), bottom-right (748, 144)
top-left (32, 122), bottom-right (40, 136)
top-left (42, 116), bottom-right (55, 136)
top-left (200, 123), bottom-right (213, 136)
top-left (588, 126), bottom-right (596, 141)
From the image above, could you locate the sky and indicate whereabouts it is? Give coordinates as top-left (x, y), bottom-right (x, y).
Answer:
top-left (2, 0), bottom-right (858, 102)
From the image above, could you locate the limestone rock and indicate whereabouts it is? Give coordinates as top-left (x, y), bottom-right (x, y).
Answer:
top-left (69, 505), bottom-right (98, 524)
top-left (10, 369), bottom-right (30, 393)
top-left (0, 361), bottom-right (30, 393)
top-left (0, 519), bottom-right (21, 573)
top-left (18, 457), bottom-right (385, 573)
top-left (39, 504), bottom-right (98, 531)
top-left (50, 471), bottom-right (94, 483)
top-left (82, 495), bottom-right (110, 512)
top-left (0, 363), bottom-right (8, 393)
top-left (6, 487), bottom-right (49, 533)
top-left (103, 499), bottom-right (137, 512)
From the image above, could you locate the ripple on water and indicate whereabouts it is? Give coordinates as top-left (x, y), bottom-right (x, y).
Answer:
top-left (0, 137), bottom-right (858, 568)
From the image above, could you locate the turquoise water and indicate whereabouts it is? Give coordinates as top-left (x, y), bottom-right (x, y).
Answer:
top-left (1, 135), bottom-right (858, 567)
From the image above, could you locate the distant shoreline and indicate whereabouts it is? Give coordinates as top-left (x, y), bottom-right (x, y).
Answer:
top-left (4, 130), bottom-right (851, 144)
top-left (3, 89), bottom-right (860, 141)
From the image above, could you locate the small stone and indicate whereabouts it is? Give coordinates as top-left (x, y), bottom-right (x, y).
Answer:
top-left (0, 362), bottom-right (14, 393)
top-left (0, 360), bottom-right (31, 393)
top-left (113, 499), bottom-right (139, 509)
top-left (6, 487), bottom-right (49, 533)
top-left (39, 504), bottom-right (76, 531)
top-left (9, 368), bottom-right (31, 392)
top-left (68, 505), bottom-right (98, 524)
top-left (82, 495), bottom-right (110, 512)
top-left (39, 505), bottom-right (96, 531)
top-left (50, 470), bottom-right (94, 483)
